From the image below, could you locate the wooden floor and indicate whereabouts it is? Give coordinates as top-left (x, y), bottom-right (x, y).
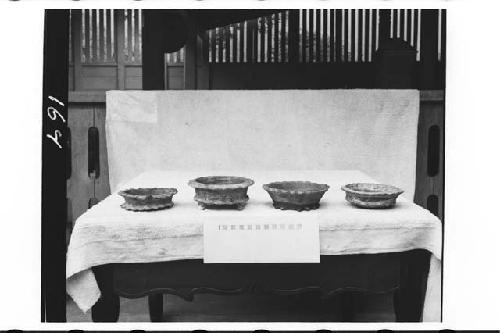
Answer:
top-left (67, 292), bottom-right (395, 322)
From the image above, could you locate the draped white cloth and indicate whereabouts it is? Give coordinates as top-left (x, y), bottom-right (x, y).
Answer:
top-left (67, 170), bottom-right (442, 321)
top-left (104, 90), bottom-right (420, 199)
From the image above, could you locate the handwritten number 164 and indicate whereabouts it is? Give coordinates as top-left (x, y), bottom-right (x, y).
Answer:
top-left (46, 96), bottom-right (66, 149)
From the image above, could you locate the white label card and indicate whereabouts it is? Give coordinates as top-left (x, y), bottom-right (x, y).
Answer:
top-left (203, 220), bottom-right (320, 263)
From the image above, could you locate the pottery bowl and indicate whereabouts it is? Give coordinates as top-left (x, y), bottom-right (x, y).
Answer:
top-left (188, 176), bottom-right (255, 210)
top-left (263, 181), bottom-right (330, 211)
top-left (118, 187), bottom-right (178, 211)
top-left (341, 183), bottom-right (404, 209)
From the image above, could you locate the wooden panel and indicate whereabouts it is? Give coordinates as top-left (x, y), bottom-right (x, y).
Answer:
top-left (165, 65), bottom-right (184, 90)
top-left (126, 77), bottom-right (143, 90)
top-left (125, 66), bottom-right (142, 77)
top-left (82, 77), bottom-right (117, 90)
top-left (67, 105), bottom-right (94, 227)
top-left (414, 94), bottom-right (444, 221)
top-left (94, 105), bottom-right (111, 201)
top-left (82, 65), bottom-right (117, 77)
top-left (125, 65), bottom-right (143, 89)
top-left (68, 65), bottom-right (74, 91)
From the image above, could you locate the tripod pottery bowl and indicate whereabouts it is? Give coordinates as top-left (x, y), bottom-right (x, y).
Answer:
top-left (341, 183), bottom-right (404, 209)
top-left (118, 187), bottom-right (178, 211)
top-left (188, 176), bottom-right (255, 210)
top-left (263, 181), bottom-right (330, 211)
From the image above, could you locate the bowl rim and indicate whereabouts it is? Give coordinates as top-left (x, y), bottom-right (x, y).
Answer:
top-left (263, 180), bottom-right (330, 195)
top-left (341, 183), bottom-right (404, 197)
top-left (188, 176), bottom-right (255, 190)
top-left (118, 187), bottom-right (178, 199)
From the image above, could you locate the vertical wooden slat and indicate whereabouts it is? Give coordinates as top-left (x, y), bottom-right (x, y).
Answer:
top-left (209, 30), bottom-right (215, 63)
top-left (273, 14), bottom-right (278, 62)
top-left (335, 10), bottom-right (342, 62)
top-left (315, 9), bottom-right (321, 62)
top-left (106, 10), bottom-right (112, 61)
top-left (245, 22), bottom-right (252, 63)
top-left (308, 9), bottom-right (314, 62)
top-left (218, 27), bottom-right (223, 63)
top-left (379, 9), bottom-right (391, 48)
top-left (265, 16), bottom-right (271, 62)
top-left (392, 9), bottom-right (398, 39)
top-left (126, 10), bottom-right (133, 62)
top-left (250, 21), bottom-right (256, 63)
top-left (252, 20), bottom-right (258, 63)
top-left (412, 10), bottom-right (417, 46)
top-left (344, 10), bottom-right (349, 62)
top-left (115, 10), bottom-right (125, 89)
top-left (400, 9), bottom-right (406, 40)
top-left (91, 9), bottom-right (97, 61)
top-left (406, 9), bottom-right (412, 43)
top-left (239, 22), bottom-right (245, 63)
top-left (134, 9), bottom-right (140, 63)
top-left (98, 9), bottom-right (106, 61)
top-left (225, 25), bottom-right (231, 63)
top-left (259, 18), bottom-right (265, 62)
top-left (364, 9), bottom-right (370, 62)
top-left (351, 9), bottom-right (356, 62)
top-left (83, 9), bottom-right (90, 62)
top-left (356, 9), bottom-right (363, 62)
top-left (441, 10), bottom-right (446, 64)
top-left (372, 9), bottom-right (378, 59)
top-left (329, 10), bottom-right (335, 62)
top-left (301, 10), bottom-right (307, 62)
top-left (322, 10), bottom-right (328, 62)
top-left (71, 10), bottom-right (82, 90)
top-left (280, 11), bottom-right (286, 62)
top-left (98, 10), bottom-right (105, 61)
top-left (231, 25), bottom-right (237, 62)
top-left (285, 10), bottom-right (296, 63)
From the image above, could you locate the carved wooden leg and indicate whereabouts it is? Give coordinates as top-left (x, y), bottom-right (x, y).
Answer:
top-left (394, 250), bottom-right (431, 322)
top-left (148, 293), bottom-right (164, 322)
top-left (91, 265), bottom-right (120, 322)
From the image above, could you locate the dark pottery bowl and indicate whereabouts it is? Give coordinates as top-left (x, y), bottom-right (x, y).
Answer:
top-left (118, 187), bottom-right (178, 211)
top-left (263, 181), bottom-right (330, 211)
top-left (188, 176), bottom-right (254, 210)
top-left (341, 183), bottom-right (404, 209)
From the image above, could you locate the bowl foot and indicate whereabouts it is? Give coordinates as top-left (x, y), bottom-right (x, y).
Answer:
top-left (197, 202), bottom-right (248, 210)
top-left (272, 202), bottom-right (320, 212)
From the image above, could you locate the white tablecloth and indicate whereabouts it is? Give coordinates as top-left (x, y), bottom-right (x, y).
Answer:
top-left (66, 170), bottom-right (442, 321)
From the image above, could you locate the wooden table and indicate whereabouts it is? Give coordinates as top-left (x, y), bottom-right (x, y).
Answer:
top-left (91, 249), bottom-right (430, 322)
top-left (65, 171), bottom-right (439, 322)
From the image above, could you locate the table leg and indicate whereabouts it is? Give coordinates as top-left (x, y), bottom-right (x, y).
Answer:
top-left (148, 294), bottom-right (164, 322)
top-left (91, 265), bottom-right (120, 322)
top-left (394, 250), bottom-right (431, 322)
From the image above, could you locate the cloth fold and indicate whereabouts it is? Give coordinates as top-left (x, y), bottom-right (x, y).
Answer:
top-left (67, 170), bottom-right (442, 321)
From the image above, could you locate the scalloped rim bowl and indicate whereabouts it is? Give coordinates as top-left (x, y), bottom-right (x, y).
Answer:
top-left (188, 176), bottom-right (255, 210)
top-left (263, 181), bottom-right (330, 211)
top-left (341, 183), bottom-right (404, 209)
top-left (118, 187), bottom-right (178, 211)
